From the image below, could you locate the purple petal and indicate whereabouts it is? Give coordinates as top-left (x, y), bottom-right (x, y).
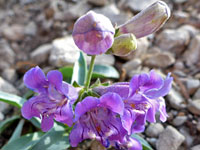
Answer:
top-left (61, 82), bottom-right (78, 103)
top-left (41, 115), bottom-right (54, 132)
top-left (47, 70), bottom-right (63, 91)
top-left (69, 124), bottom-right (83, 147)
top-left (145, 73), bottom-right (173, 98)
top-left (121, 109), bottom-right (135, 135)
top-left (54, 102), bottom-right (74, 126)
top-left (99, 92), bottom-right (124, 115)
top-left (75, 96), bottom-right (99, 121)
top-left (127, 137), bottom-right (142, 150)
top-left (158, 98), bottom-right (168, 122)
top-left (131, 110), bottom-right (146, 133)
top-left (146, 100), bottom-right (159, 123)
top-left (48, 85), bottom-right (63, 101)
top-left (23, 66), bottom-right (47, 93)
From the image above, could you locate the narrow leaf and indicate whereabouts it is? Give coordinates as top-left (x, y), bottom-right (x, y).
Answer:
top-left (29, 117), bottom-right (41, 129)
top-left (59, 67), bottom-right (73, 83)
top-left (0, 115), bottom-right (20, 134)
top-left (92, 64), bottom-right (119, 79)
top-left (71, 51), bottom-right (87, 85)
top-left (132, 134), bottom-right (153, 150)
top-left (8, 119), bottom-right (25, 144)
top-left (0, 91), bottom-right (26, 108)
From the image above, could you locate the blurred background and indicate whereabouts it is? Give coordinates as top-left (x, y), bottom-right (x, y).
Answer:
top-left (0, 0), bottom-right (200, 150)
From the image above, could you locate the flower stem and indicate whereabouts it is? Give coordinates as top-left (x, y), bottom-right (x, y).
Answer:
top-left (84, 55), bottom-right (96, 91)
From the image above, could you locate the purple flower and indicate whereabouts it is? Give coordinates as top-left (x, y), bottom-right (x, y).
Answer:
top-left (117, 1), bottom-right (170, 38)
top-left (21, 66), bottom-right (78, 132)
top-left (94, 70), bottom-right (173, 134)
top-left (69, 92), bottom-right (126, 147)
top-left (72, 11), bottom-right (115, 55)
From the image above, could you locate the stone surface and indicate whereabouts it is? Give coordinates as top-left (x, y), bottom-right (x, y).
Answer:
top-left (122, 58), bottom-right (142, 75)
top-left (156, 126), bottom-right (185, 150)
top-left (191, 145), bottom-right (200, 150)
top-left (87, 54), bottom-right (115, 66)
top-left (172, 116), bottom-right (187, 126)
top-left (193, 88), bottom-right (200, 99)
top-left (156, 28), bottom-right (190, 55)
top-left (87, 0), bottom-right (107, 6)
top-left (31, 44), bottom-right (52, 65)
top-left (184, 78), bottom-right (200, 95)
top-left (25, 21), bottom-right (37, 36)
top-left (0, 77), bottom-right (19, 95)
top-left (2, 24), bottom-right (25, 41)
top-left (0, 40), bottom-right (15, 70)
top-left (146, 123), bottom-right (164, 138)
top-left (179, 127), bottom-right (194, 147)
top-left (166, 88), bottom-right (186, 110)
top-left (183, 34), bottom-right (200, 67)
top-left (188, 99), bottom-right (200, 115)
top-left (2, 68), bottom-right (18, 83)
top-left (144, 52), bottom-right (175, 68)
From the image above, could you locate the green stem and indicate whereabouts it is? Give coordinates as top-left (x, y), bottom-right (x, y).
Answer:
top-left (84, 55), bottom-right (96, 91)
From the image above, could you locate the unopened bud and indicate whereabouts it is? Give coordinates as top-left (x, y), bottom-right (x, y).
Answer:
top-left (109, 33), bottom-right (137, 56)
top-left (118, 1), bottom-right (171, 38)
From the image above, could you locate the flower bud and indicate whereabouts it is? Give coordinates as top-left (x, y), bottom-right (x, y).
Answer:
top-left (72, 11), bottom-right (115, 55)
top-left (108, 33), bottom-right (137, 56)
top-left (117, 1), bottom-right (170, 38)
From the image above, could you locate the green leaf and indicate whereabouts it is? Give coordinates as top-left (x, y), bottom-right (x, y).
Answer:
top-left (0, 91), bottom-right (26, 108)
top-left (29, 117), bottom-right (41, 129)
top-left (71, 51), bottom-right (87, 85)
top-left (7, 119), bottom-right (25, 144)
top-left (92, 64), bottom-right (119, 79)
top-left (132, 134), bottom-right (153, 150)
top-left (2, 132), bottom-right (44, 150)
top-left (0, 115), bottom-right (20, 134)
top-left (59, 67), bottom-right (73, 83)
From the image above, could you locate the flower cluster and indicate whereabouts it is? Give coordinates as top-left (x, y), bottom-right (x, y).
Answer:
top-left (21, 1), bottom-right (172, 149)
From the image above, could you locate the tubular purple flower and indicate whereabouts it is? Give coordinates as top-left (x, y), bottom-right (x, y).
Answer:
top-left (69, 92), bottom-right (126, 148)
top-left (117, 1), bottom-right (171, 38)
top-left (21, 66), bottom-right (78, 132)
top-left (72, 11), bottom-right (115, 55)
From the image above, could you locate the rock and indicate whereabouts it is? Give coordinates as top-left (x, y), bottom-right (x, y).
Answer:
top-left (2, 68), bottom-right (18, 83)
top-left (156, 28), bottom-right (190, 55)
top-left (179, 127), bottom-right (194, 147)
top-left (89, 54), bottom-right (115, 66)
top-left (172, 116), bottom-right (187, 126)
top-left (31, 44), bottom-right (52, 65)
top-left (193, 88), bottom-right (200, 99)
top-left (166, 88), bottom-right (186, 110)
top-left (144, 52), bottom-right (175, 68)
top-left (122, 37), bottom-right (150, 60)
top-left (179, 25), bottom-right (198, 37)
top-left (188, 99), bottom-right (200, 115)
top-left (122, 59), bottom-right (142, 75)
top-left (25, 21), bottom-right (37, 36)
top-left (2, 24), bottom-right (25, 41)
top-left (183, 34), bottom-right (200, 67)
top-left (0, 77), bottom-right (19, 95)
top-left (93, 4), bottom-right (130, 25)
top-left (120, 0), bottom-right (158, 12)
top-left (191, 145), bottom-right (200, 150)
top-left (0, 40), bottom-right (15, 70)
top-left (146, 123), bottom-right (164, 138)
top-left (197, 122), bottom-right (200, 132)
top-left (156, 126), bottom-right (185, 150)
top-left (173, 0), bottom-right (188, 4)
top-left (183, 78), bottom-right (200, 95)
top-left (87, 0), bottom-right (107, 6)
top-left (146, 138), bottom-right (157, 148)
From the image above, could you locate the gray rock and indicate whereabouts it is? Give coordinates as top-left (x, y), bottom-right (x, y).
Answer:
top-left (144, 52), bottom-right (175, 68)
top-left (2, 24), bottom-right (25, 41)
top-left (166, 88), bottom-right (186, 110)
top-left (2, 68), bottom-right (18, 83)
top-left (172, 116), bottom-right (187, 126)
top-left (87, 0), bottom-right (107, 6)
top-left (179, 25), bottom-right (198, 37)
top-left (197, 121), bottom-right (200, 132)
top-left (93, 4), bottom-right (130, 25)
top-left (122, 58), bottom-right (142, 75)
top-left (191, 145), bottom-right (200, 150)
top-left (88, 54), bottom-right (115, 66)
top-left (0, 77), bottom-right (19, 95)
top-left (0, 40), bottom-right (15, 70)
top-left (31, 44), bottom-right (52, 65)
top-left (184, 78), bottom-right (200, 95)
top-left (188, 99), bottom-right (200, 115)
top-left (179, 127), bottom-right (194, 147)
top-left (120, 0), bottom-right (158, 12)
top-left (156, 126), bottom-right (185, 150)
top-left (183, 34), bottom-right (200, 67)
top-left (146, 123), bottom-right (164, 138)
top-left (193, 88), bottom-right (200, 99)
top-left (173, 0), bottom-right (188, 4)
top-left (156, 28), bottom-right (190, 55)
top-left (25, 21), bottom-right (37, 36)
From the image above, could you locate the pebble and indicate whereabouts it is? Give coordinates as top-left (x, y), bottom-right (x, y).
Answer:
top-left (156, 126), bottom-right (185, 150)
top-left (166, 88), bottom-right (186, 110)
top-left (0, 77), bottom-right (19, 95)
top-left (172, 116), bottom-right (187, 126)
top-left (2, 68), bottom-right (18, 83)
top-left (144, 52), bottom-right (175, 68)
top-left (188, 99), bottom-right (200, 115)
top-left (122, 58), bottom-right (142, 75)
top-left (179, 127), bottom-right (194, 147)
top-left (156, 28), bottom-right (190, 55)
top-left (145, 123), bottom-right (164, 138)
top-left (197, 121), bottom-right (200, 132)
top-left (193, 88), bottom-right (200, 99)
top-left (183, 34), bottom-right (200, 67)
top-left (184, 78), bottom-right (200, 95)
top-left (191, 145), bottom-right (200, 150)
top-left (31, 44), bottom-right (52, 65)
top-left (25, 21), bottom-right (37, 36)
top-left (87, 0), bottom-right (107, 6)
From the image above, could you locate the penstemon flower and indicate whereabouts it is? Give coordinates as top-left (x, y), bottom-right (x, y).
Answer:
top-left (69, 92), bottom-right (126, 147)
top-left (72, 11), bottom-right (115, 55)
top-left (21, 66), bottom-right (78, 131)
top-left (117, 1), bottom-right (171, 38)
